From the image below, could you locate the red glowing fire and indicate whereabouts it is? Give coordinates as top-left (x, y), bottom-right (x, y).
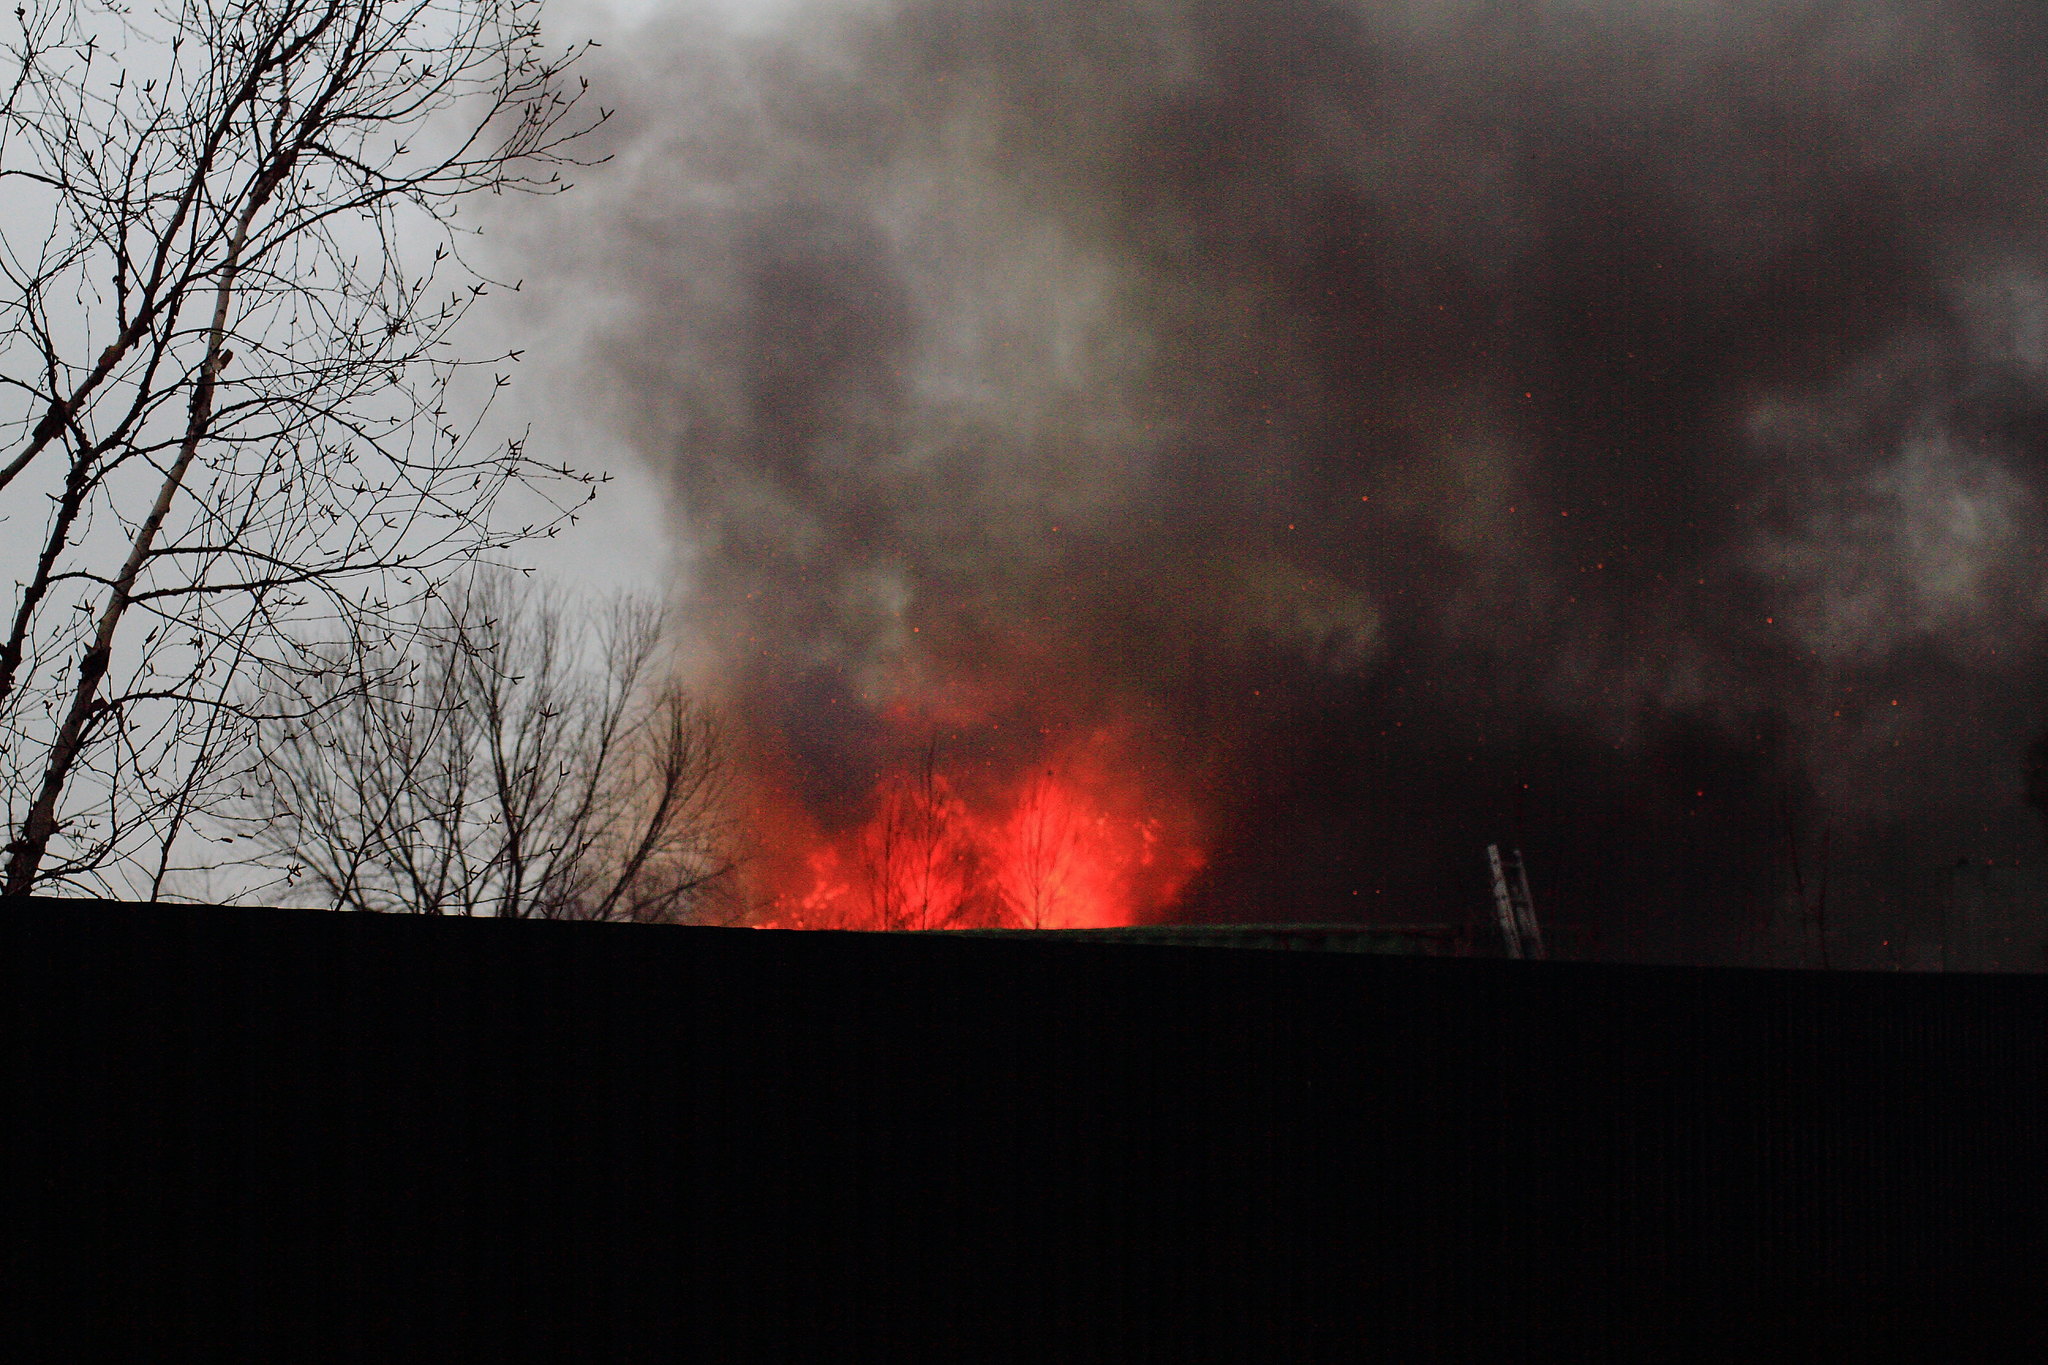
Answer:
top-left (745, 717), bottom-right (1207, 931)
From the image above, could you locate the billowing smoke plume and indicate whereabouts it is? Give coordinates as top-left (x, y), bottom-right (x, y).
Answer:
top-left (510, 0), bottom-right (2048, 962)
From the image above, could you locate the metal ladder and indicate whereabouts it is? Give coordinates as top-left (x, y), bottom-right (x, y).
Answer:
top-left (1487, 844), bottom-right (1546, 960)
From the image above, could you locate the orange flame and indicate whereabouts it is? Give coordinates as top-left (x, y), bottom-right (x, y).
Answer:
top-left (745, 718), bottom-right (1207, 931)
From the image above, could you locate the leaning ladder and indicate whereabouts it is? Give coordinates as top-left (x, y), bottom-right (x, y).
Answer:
top-left (1486, 844), bottom-right (1546, 960)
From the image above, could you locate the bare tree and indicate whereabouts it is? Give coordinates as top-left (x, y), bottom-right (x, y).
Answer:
top-left (999, 769), bottom-right (1076, 930)
top-left (247, 571), bottom-right (735, 921)
top-left (0, 0), bottom-right (606, 897)
top-left (858, 740), bottom-right (983, 931)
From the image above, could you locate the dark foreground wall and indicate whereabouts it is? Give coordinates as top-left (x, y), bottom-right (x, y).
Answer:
top-left (5, 899), bottom-right (2047, 1360)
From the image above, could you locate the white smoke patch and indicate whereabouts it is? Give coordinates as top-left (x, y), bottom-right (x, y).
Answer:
top-left (1747, 398), bottom-right (2041, 668)
top-left (1952, 258), bottom-right (2048, 388)
top-left (874, 206), bottom-right (1164, 552)
top-left (1231, 559), bottom-right (1384, 673)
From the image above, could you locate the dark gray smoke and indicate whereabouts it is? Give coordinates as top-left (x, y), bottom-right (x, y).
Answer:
top-left (511, 0), bottom-right (2048, 963)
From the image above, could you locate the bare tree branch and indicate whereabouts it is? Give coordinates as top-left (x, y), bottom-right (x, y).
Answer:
top-left (243, 571), bottom-right (735, 922)
top-left (0, 0), bottom-right (609, 897)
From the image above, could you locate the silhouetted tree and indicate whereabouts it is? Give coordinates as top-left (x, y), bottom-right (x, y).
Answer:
top-left (999, 769), bottom-right (1077, 929)
top-left (248, 571), bottom-right (734, 921)
top-left (0, 0), bottom-right (605, 896)
top-left (858, 740), bottom-right (983, 931)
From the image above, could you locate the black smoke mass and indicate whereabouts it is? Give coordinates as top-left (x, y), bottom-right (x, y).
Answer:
top-left (515, 0), bottom-right (2048, 964)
